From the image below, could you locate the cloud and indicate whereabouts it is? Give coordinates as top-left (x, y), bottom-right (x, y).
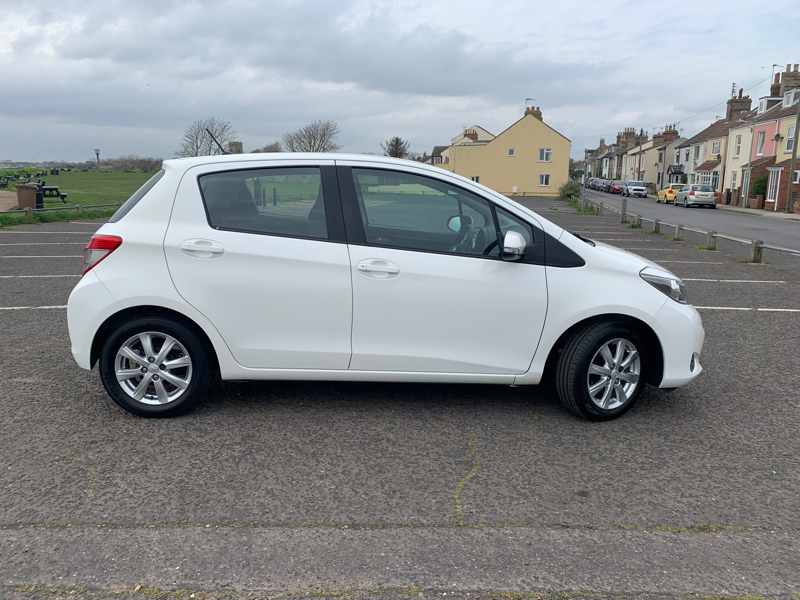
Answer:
top-left (0, 0), bottom-right (798, 161)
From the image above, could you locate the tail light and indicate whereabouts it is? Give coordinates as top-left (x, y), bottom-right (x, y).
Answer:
top-left (82, 235), bottom-right (122, 275)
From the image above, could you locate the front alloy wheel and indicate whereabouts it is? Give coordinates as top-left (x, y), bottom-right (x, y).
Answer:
top-left (586, 338), bottom-right (640, 410)
top-left (555, 322), bottom-right (646, 420)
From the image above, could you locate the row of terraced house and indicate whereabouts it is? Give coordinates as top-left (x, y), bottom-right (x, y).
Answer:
top-left (583, 63), bottom-right (800, 213)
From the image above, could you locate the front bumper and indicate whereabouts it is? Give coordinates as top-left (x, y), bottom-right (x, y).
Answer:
top-left (653, 300), bottom-right (705, 388)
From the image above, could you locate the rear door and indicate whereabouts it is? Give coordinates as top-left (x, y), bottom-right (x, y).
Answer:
top-left (164, 160), bottom-right (352, 369)
top-left (338, 162), bottom-right (548, 375)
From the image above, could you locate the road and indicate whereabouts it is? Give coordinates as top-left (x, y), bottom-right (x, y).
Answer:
top-left (583, 187), bottom-right (800, 250)
top-left (1, 210), bottom-right (799, 599)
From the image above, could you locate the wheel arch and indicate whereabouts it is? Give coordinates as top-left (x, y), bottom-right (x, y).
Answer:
top-left (542, 313), bottom-right (664, 386)
top-left (90, 305), bottom-right (221, 377)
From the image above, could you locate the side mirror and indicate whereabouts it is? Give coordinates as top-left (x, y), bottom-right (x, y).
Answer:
top-left (502, 230), bottom-right (526, 261)
top-left (446, 215), bottom-right (462, 233)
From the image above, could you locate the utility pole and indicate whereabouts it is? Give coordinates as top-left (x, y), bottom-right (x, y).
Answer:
top-left (784, 104), bottom-right (800, 213)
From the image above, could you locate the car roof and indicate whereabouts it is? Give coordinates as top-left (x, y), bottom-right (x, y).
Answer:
top-left (163, 153), bottom-right (428, 173)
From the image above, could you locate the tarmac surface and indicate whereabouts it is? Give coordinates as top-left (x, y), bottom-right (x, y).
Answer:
top-left (1, 202), bottom-right (799, 599)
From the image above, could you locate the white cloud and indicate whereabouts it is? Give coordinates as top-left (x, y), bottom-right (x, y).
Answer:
top-left (0, 0), bottom-right (798, 161)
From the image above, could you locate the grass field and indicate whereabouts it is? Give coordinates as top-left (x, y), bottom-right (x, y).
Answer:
top-left (37, 170), bottom-right (158, 207)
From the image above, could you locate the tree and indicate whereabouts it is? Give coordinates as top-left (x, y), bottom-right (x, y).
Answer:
top-left (381, 136), bottom-right (410, 158)
top-left (283, 120), bottom-right (340, 152)
top-left (252, 141), bottom-right (282, 153)
top-left (178, 118), bottom-right (235, 157)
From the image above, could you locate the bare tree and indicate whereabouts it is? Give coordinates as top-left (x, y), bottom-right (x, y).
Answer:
top-left (178, 118), bottom-right (235, 157)
top-left (252, 141), bottom-right (282, 153)
top-left (283, 120), bottom-right (340, 152)
top-left (381, 136), bottom-right (410, 158)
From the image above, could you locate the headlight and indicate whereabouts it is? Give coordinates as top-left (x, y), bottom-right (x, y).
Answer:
top-left (640, 267), bottom-right (688, 304)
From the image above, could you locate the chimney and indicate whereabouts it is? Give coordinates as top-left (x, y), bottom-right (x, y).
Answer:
top-left (226, 141), bottom-right (243, 154)
top-left (463, 128), bottom-right (478, 141)
top-left (771, 72), bottom-right (781, 97)
top-left (524, 105), bottom-right (543, 120)
top-left (780, 63), bottom-right (800, 95)
top-left (725, 91), bottom-right (751, 121)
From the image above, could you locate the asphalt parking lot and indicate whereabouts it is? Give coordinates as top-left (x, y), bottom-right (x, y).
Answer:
top-left (1, 205), bottom-right (799, 599)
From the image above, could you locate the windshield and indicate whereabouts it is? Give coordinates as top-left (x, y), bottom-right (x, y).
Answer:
top-left (695, 185), bottom-right (713, 192)
top-left (628, 181), bottom-right (645, 186)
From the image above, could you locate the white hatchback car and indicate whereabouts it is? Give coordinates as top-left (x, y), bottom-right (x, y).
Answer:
top-left (68, 154), bottom-right (704, 419)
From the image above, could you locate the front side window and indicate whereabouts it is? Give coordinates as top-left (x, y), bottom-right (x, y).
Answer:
top-left (352, 168), bottom-right (500, 257)
top-left (199, 167), bottom-right (327, 239)
top-left (539, 148), bottom-right (552, 161)
top-left (539, 174), bottom-right (551, 186)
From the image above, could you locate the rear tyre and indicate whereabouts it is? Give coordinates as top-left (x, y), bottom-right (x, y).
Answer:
top-left (555, 322), bottom-right (644, 420)
top-left (99, 317), bottom-right (210, 417)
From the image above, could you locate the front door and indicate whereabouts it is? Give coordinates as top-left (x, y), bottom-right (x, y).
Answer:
top-left (164, 161), bottom-right (352, 369)
top-left (339, 164), bottom-right (548, 375)
top-left (766, 168), bottom-right (782, 210)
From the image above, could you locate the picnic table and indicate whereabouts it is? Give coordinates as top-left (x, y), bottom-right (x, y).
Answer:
top-left (41, 185), bottom-right (69, 202)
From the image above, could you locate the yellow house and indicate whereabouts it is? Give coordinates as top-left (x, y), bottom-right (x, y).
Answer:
top-left (437, 107), bottom-right (570, 197)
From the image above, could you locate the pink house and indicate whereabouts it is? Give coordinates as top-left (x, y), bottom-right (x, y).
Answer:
top-left (750, 120), bottom-right (779, 160)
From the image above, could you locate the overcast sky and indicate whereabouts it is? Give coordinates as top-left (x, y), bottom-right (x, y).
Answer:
top-left (1, 0), bottom-right (798, 162)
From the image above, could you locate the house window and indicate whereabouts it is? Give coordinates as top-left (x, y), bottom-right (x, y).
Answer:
top-left (766, 169), bottom-right (781, 202)
top-left (675, 150), bottom-right (680, 163)
top-left (711, 171), bottom-right (720, 190)
top-left (507, 148), bottom-right (515, 156)
top-left (470, 176), bottom-right (480, 183)
top-left (538, 148), bottom-right (552, 161)
top-left (693, 145), bottom-right (700, 160)
top-left (539, 174), bottom-right (551, 186)
top-left (711, 141), bottom-right (721, 155)
top-left (787, 125), bottom-right (796, 153)
top-left (734, 134), bottom-right (742, 157)
top-left (658, 150), bottom-right (664, 163)
top-left (731, 170), bottom-right (737, 189)
top-left (794, 170), bottom-right (800, 184)
top-left (756, 131), bottom-right (766, 155)
top-left (684, 149), bottom-right (690, 161)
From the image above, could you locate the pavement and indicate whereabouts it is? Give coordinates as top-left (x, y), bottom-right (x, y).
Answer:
top-left (583, 188), bottom-right (800, 250)
top-left (1, 208), bottom-right (799, 600)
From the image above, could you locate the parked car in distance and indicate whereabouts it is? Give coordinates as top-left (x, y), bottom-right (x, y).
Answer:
top-left (622, 181), bottom-right (648, 198)
top-left (68, 154), bottom-right (704, 421)
top-left (609, 181), bottom-right (624, 194)
top-left (657, 183), bottom-right (686, 204)
top-left (675, 184), bottom-right (716, 208)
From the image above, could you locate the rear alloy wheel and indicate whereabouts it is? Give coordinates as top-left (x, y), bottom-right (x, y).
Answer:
top-left (555, 322), bottom-right (645, 420)
top-left (99, 317), bottom-right (210, 417)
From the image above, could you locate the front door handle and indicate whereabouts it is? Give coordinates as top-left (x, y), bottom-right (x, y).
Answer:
top-left (357, 259), bottom-right (400, 278)
top-left (180, 239), bottom-right (225, 258)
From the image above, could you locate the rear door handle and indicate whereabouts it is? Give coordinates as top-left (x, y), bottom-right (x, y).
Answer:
top-left (180, 239), bottom-right (225, 258)
top-left (357, 259), bottom-right (400, 278)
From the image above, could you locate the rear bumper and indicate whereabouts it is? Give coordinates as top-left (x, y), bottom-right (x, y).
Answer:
top-left (67, 271), bottom-right (113, 370)
top-left (654, 301), bottom-right (705, 388)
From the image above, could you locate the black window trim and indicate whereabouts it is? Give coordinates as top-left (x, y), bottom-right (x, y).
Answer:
top-left (337, 165), bottom-right (552, 265)
top-left (195, 164), bottom-right (347, 244)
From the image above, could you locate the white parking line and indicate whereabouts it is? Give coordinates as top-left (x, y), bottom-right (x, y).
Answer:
top-left (0, 274), bottom-right (80, 279)
top-left (623, 248), bottom-right (680, 251)
top-left (684, 278), bottom-right (786, 284)
top-left (0, 305), bottom-right (67, 311)
top-left (695, 306), bottom-right (800, 313)
top-left (0, 255), bottom-right (82, 259)
top-left (0, 242), bottom-right (85, 246)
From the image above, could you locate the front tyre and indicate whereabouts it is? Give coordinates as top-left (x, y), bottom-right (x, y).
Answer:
top-left (555, 322), bottom-right (644, 420)
top-left (99, 317), bottom-right (210, 417)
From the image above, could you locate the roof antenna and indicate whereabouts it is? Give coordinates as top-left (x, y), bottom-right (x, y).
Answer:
top-left (205, 128), bottom-right (228, 154)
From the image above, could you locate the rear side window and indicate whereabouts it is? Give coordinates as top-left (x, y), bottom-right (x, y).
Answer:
top-left (199, 167), bottom-right (327, 240)
top-left (109, 169), bottom-right (164, 223)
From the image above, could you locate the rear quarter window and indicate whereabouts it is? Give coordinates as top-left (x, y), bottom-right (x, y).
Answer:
top-left (109, 169), bottom-right (165, 223)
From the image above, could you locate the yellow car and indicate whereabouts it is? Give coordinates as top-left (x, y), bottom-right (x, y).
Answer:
top-left (657, 183), bottom-right (687, 204)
